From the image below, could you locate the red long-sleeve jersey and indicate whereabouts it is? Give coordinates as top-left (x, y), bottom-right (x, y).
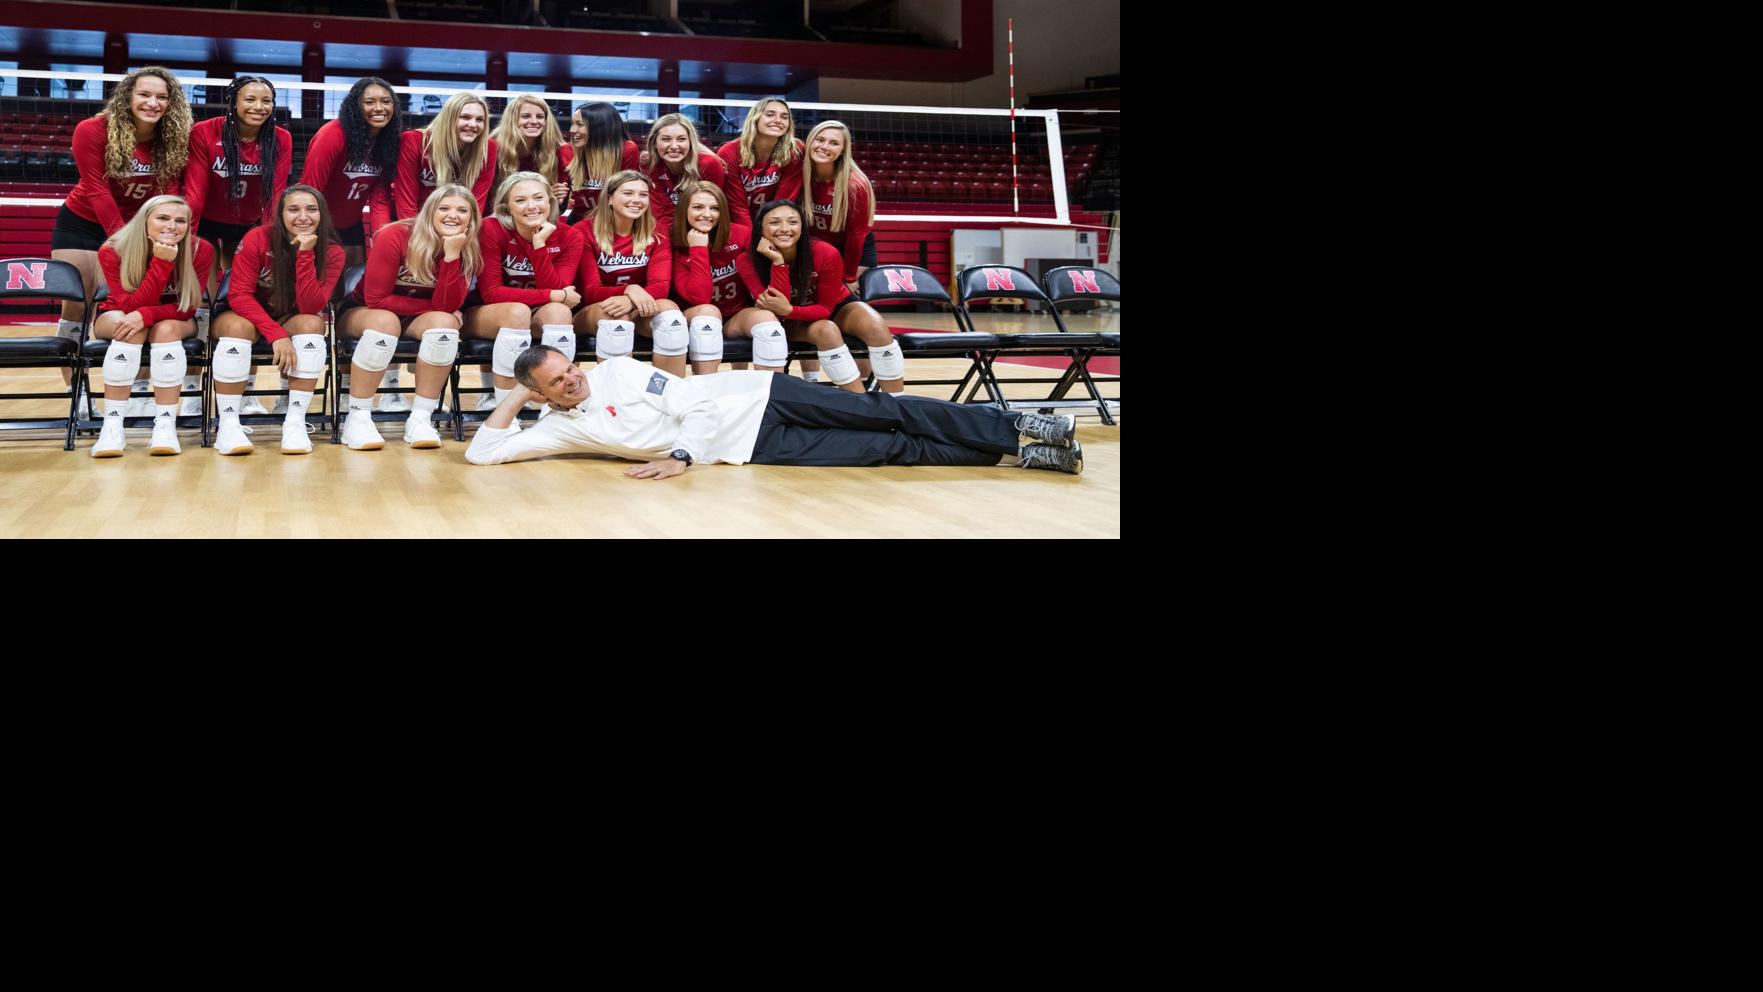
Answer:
top-left (807, 176), bottom-right (874, 283)
top-left (564, 141), bottom-right (641, 225)
top-left (395, 130), bottom-right (497, 221)
top-left (66, 116), bottom-right (171, 236)
top-left (642, 151), bottom-right (726, 230)
top-left (98, 237), bottom-right (216, 325)
top-left (670, 225), bottom-right (752, 319)
top-left (351, 222), bottom-right (468, 316)
top-left (182, 116), bottom-right (292, 229)
top-left (299, 119), bottom-right (393, 238)
top-left (735, 240), bottom-right (850, 323)
top-left (716, 139), bottom-right (803, 228)
top-left (477, 220), bottom-right (584, 307)
top-left (224, 224), bottom-right (345, 342)
top-left (514, 143), bottom-right (573, 182)
top-left (579, 230), bottom-right (670, 303)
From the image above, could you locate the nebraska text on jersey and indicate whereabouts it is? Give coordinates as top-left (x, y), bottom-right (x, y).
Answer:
top-left (209, 157), bottom-right (264, 176)
top-left (597, 251), bottom-right (650, 270)
top-left (344, 161), bottom-right (382, 180)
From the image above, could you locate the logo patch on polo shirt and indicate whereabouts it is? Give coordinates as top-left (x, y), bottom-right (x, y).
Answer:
top-left (647, 372), bottom-right (667, 395)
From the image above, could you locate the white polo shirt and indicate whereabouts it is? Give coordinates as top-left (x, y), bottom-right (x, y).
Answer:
top-left (464, 357), bottom-right (774, 466)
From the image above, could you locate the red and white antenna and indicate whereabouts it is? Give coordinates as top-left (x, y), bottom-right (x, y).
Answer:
top-left (1008, 17), bottom-right (1019, 213)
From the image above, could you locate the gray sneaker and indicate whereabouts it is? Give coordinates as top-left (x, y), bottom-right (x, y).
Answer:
top-left (1015, 412), bottom-right (1076, 447)
top-left (1018, 440), bottom-right (1082, 475)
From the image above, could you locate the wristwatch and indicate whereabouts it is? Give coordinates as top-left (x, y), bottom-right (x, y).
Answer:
top-left (669, 449), bottom-right (693, 466)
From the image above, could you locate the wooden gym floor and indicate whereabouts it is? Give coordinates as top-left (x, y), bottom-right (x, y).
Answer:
top-left (0, 311), bottom-right (1119, 538)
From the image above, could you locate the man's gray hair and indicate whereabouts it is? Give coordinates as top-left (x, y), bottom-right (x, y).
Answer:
top-left (513, 344), bottom-right (564, 389)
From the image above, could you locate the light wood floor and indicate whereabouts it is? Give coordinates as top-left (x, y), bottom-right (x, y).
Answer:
top-left (0, 310), bottom-right (1119, 538)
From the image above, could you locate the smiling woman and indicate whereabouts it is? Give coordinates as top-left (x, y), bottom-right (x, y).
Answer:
top-left (396, 90), bottom-right (498, 220)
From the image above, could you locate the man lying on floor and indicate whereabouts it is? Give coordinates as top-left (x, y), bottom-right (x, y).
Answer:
top-left (462, 346), bottom-right (1083, 478)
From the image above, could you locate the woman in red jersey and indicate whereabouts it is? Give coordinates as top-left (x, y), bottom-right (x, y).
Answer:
top-left (395, 91), bottom-right (497, 221)
top-left (336, 184), bottom-right (483, 451)
top-left (299, 76), bottom-right (401, 267)
top-left (800, 120), bottom-right (876, 288)
top-left (208, 185), bottom-right (344, 457)
top-left (668, 181), bottom-right (750, 377)
top-left (734, 199), bottom-right (903, 394)
top-left (182, 76), bottom-right (291, 280)
top-left (573, 170), bottom-right (687, 376)
top-left (53, 66), bottom-right (193, 368)
top-left (716, 97), bottom-right (802, 228)
top-left (563, 101), bottom-right (640, 226)
top-left (492, 94), bottom-right (572, 207)
top-left (87, 195), bottom-right (213, 458)
top-left (640, 113), bottom-right (731, 232)
top-left (465, 171), bottom-right (584, 408)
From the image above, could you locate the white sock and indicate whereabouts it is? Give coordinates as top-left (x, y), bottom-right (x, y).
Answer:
top-left (286, 390), bottom-right (314, 423)
top-left (132, 376), bottom-right (151, 395)
top-left (216, 393), bottom-right (243, 421)
top-left (155, 404), bottom-right (177, 420)
top-left (411, 394), bottom-right (439, 416)
top-left (105, 398), bottom-right (128, 418)
top-left (348, 397), bottom-right (373, 414)
top-left (803, 370), bottom-right (822, 382)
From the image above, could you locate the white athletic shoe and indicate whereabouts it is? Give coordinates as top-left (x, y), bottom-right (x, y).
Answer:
top-left (342, 410), bottom-right (384, 451)
top-left (404, 413), bottom-right (443, 448)
top-left (281, 420), bottom-right (314, 455)
top-left (125, 392), bottom-right (152, 418)
top-left (241, 395), bottom-right (270, 417)
top-left (379, 391), bottom-right (410, 413)
top-left (269, 395), bottom-right (289, 415)
top-left (215, 419), bottom-right (254, 455)
top-left (149, 416), bottom-right (181, 456)
top-left (91, 416), bottom-right (126, 458)
top-left (179, 395), bottom-right (201, 417)
top-left (477, 390), bottom-right (502, 411)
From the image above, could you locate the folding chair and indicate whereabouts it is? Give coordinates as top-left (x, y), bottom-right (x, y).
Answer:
top-left (854, 264), bottom-right (1004, 406)
top-left (0, 257), bottom-right (86, 450)
top-left (1041, 265), bottom-right (1119, 421)
top-left (953, 265), bottom-right (1114, 425)
top-left (75, 281), bottom-right (212, 446)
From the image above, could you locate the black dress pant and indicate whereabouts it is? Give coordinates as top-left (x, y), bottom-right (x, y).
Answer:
top-left (749, 375), bottom-right (1019, 467)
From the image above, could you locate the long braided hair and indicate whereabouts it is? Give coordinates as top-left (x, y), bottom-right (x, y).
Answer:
top-left (219, 76), bottom-right (281, 216)
top-left (340, 76), bottom-right (402, 177)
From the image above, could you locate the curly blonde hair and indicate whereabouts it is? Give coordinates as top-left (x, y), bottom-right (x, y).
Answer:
top-left (99, 66), bottom-right (191, 194)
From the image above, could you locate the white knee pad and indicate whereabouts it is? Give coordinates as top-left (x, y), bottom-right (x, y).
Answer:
top-left (751, 320), bottom-right (788, 366)
top-left (649, 310), bottom-right (689, 357)
top-left (492, 327), bottom-right (532, 377)
top-left (541, 324), bottom-right (576, 360)
top-left (150, 343), bottom-right (188, 389)
top-left (101, 340), bottom-right (144, 387)
top-left (817, 344), bottom-right (860, 385)
top-left (595, 320), bottom-right (634, 361)
top-left (292, 334), bottom-right (327, 378)
top-left (352, 329), bottom-right (399, 372)
top-left (418, 327), bottom-right (459, 367)
top-left (688, 315), bottom-right (724, 363)
top-left (211, 336), bottom-right (253, 384)
top-left (869, 338), bottom-right (905, 381)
